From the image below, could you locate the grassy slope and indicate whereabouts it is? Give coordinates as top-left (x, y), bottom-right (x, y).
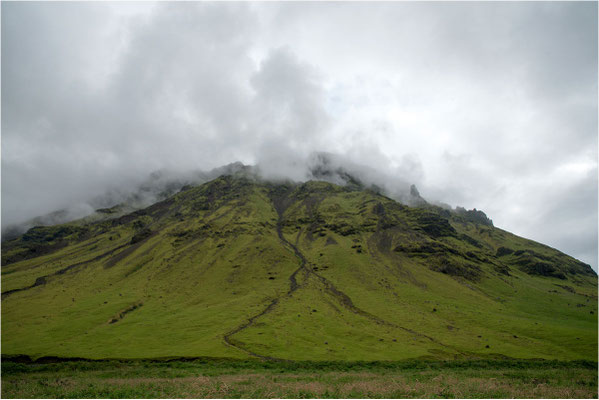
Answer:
top-left (1, 176), bottom-right (596, 361)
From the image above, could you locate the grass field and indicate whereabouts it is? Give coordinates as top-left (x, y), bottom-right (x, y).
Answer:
top-left (1, 359), bottom-right (597, 398)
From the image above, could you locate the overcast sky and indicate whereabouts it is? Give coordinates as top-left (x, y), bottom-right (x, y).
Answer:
top-left (2, 2), bottom-right (597, 270)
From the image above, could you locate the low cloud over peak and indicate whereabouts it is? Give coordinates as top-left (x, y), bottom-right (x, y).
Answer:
top-left (2, 2), bottom-right (596, 270)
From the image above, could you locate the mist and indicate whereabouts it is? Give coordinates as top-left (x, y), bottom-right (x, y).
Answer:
top-left (2, 2), bottom-right (597, 270)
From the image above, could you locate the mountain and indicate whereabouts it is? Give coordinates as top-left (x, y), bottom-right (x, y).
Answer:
top-left (1, 162), bottom-right (252, 242)
top-left (1, 152), bottom-right (419, 241)
top-left (1, 173), bottom-right (597, 362)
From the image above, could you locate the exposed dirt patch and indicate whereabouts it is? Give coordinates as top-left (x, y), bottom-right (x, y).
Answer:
top-left (325, 236), bottom-right (338, 246)
top-left (2, 243), bottom-right (128, 299)
top-left (556, 284), bottom-right (575, 293)
top-left (104, 231), bottom-right (157, 269)
top-left (130, 228), bottom-right (153, 245)
top-left (108, 302), bottom-right (143, 324)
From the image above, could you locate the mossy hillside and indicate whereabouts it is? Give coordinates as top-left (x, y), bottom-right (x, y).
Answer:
top-left (270, 184), bottom-right (596, 360)
top-left (2, 175), bottom-right (596, 361)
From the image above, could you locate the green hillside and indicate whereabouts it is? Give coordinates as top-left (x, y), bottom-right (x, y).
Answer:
top-left (1, 175), bottom-right (597, 361)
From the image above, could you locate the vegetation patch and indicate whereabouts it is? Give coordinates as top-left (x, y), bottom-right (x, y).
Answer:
top-left (1, 359), bottom-right (596, 399)
top-left (496, 247), bottom-right (514, 257)
top-left (416, 214), bottom-right (457, 238)
top-left (514, 255), bottom-right (567, 280)
top-left (429, 257), bottom-right (482, 281)
top-left (453, 207), bottom-right (494, 226)
top-left (1, 225), bottom-right (90, 265)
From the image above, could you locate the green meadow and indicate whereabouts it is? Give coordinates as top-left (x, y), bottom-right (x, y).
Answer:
top-left (2, 359), bottom-right (597, 398)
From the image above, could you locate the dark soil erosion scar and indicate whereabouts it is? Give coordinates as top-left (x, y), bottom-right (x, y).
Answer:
top-left (129, 228), bottom-right (153, 245)
top-left (222, 189), bottom-right (304, 362)
top-left (108, 302), bottom-right (143, 324)
top-left (1, 243), bottom-right (129, 299)
top-left (104, 231), bottom-right (157, 269)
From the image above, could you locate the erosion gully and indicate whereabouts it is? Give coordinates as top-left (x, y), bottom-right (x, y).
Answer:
top-left (222, 189), bottom-right (461, 361)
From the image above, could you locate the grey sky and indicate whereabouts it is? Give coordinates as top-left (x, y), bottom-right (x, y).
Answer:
top-left (2, 2), bottom-right (597, 270)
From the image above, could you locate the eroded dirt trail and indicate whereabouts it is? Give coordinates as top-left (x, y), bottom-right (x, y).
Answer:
top-left (271, 190), bottom-right (405, 329)
top-left (223, 190), bottom-right (397, 359)
top-left (222, 189), bottom-right (462, 359)
top-left (222, 193), bottom-right (306, 361)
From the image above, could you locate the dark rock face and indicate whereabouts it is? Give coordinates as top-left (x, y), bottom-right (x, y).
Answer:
top-left (394, 242), bottom-right (483, 281)
top-left (130, 228), bottom-right (153, 245)
top-left (515, 256), bottom-right (566, 280)
top-left (454, 207), bottom-right (493, 226)
top-left (506, 249), bottom-right (596, 279)
top-left (373, 202), bottom-right (386, 216)
top-left (496, 247), bottom-right (514, 257)
top-left (410, 184), bottom-right (421, 198)
top-left (460, 234), bottom-right (483, 249)
top-left (408, 184), bottom-right (427, 206)
top-left (417, 214), bottom-right (457, 238)
top-left (394, 241), bottom-right (456, 256)
top-left (2, 225), bottom-right (89, 265)
top-left (22, 225), bottom-right (88, 243)
top-left (493, 264), bottom-right (511, 276)
top-left (431, 258), bottom-right (482, 281)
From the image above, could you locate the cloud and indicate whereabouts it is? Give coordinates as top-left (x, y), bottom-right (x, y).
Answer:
top-left (249, 47), bottom-right (330, 152)
top-left (1, 2), bottom-right (597, 270)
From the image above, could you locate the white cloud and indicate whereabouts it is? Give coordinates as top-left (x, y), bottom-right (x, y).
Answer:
top-left (1, 2), bottom-right (596, 270)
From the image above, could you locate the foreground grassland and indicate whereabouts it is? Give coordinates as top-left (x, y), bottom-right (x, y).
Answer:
top-left (1, 359), bottom-right (597, 398)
